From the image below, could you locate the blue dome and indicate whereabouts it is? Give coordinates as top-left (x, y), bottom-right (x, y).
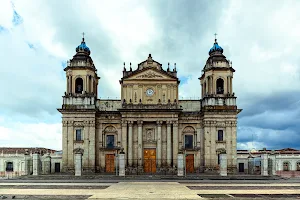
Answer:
top-left (209, 40), bottom-right (223, 54)
top-left (76, 38), bottom-right (90, 54)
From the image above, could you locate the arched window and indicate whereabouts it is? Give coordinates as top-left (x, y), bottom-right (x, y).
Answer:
top-left (104, 126), bottom-right (117, 148)
top-left (75, 78), bottom-right (83, 94)
top-left (216, 78), bottom-right (224, 94)
top-left (204, 82), bottom-right (207, 95)
top-left (297, 162), bottom-right (300, 171)
top-left (283, 162), bottom-right (290, 171)
top-left (183, 126), bottom-right (195, 149)
top-left (6, 162), bottom-right (13, 171)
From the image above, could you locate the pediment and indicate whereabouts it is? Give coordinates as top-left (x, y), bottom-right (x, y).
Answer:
top-left (125, 68), bottom-right (177, 80)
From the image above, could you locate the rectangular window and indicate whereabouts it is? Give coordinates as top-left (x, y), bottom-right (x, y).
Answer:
top-left (218, 130), bottom-right (223, 141)
top-left (185, 135), bottom-right (193, 149)
top-left (106, 135), bottom-right (114, 148)
top-left (218, 154), bottom-right (221, 165)
top-left (76, 129), bottom-right (82, 141)
top-left (6, 162), bottom-right (13, 171)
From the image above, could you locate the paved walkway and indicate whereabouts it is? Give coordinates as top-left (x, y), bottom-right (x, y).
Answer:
top-left (1, 181), bottom-right (300, 199)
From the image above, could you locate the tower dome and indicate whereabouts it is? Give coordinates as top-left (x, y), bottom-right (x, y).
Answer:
top-left (209, 39), bottom-right (223, 55)
top-left (76, 37), bottom-right (90, 55)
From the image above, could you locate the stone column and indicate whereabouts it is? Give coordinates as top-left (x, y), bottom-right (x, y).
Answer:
top-left (67, 121), bottom-right (74, 169)
top-left (137, 120), bottom-right (143, 167)
top-left (62, 120), bottom-right (68, 172)
top-left (177, 154), bottom-right (184, 176)
top-left (83, 121), bottom-right (90, 169)
top-left (172, 121), bottom-right (178, 168)
top-left (157, 121), bottom-right (162, 167)
top-left (44, 153), bottom-right (51, 174)
top-left (89, 121), bottom-right (96, 171)
top-left (167, 121), bottom-right (172, 166)
top-left (220, 153), bottom-right (227, 176)
top-left (33, 152), bottom-right (40, 176)
top-left (121, 120), bottom-right (127, 159)
top-left (128, 121), bottom-right (133, 166)
top-left (119, 152), bottom-right (125, 176)
top-left (75, 152), bottom-right (83, 176)
top-left (261, 154), bottom-right (268, 176)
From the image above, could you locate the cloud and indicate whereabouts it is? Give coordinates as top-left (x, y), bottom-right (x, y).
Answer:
top-left (0, 0), bottom-right (299, 150)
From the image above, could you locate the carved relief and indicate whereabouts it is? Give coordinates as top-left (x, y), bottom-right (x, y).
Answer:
top-left (74, 121), bottom-right (84, 127)
top-left (144, 128), bottom-right (155, 142)
top-left (136, 72), bottom-right (163, 79)
top-left (216, 122), bottom-right (226, 127)
top-left (104, 125), bottom-right (117, 133)
top-left (182, 126), bottom-right (196, 133)
top-left (73, 148), bottom-right (84, 154)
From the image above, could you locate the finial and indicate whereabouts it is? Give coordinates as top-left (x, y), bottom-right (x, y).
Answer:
top-left (167, 62), bottom-right (170, 71)
top-left (130, 62), bottom-right (132, 71)
top-left (214, 33), bottom-right (217, 43)
top-left (174, 63), bottom-right (176, 71)
top-left (149, 54), bottom-right (152, 58)
top-left (82, 32), bottom-right (85, 42)
top-left (123, 62), bottom-right (126, 71)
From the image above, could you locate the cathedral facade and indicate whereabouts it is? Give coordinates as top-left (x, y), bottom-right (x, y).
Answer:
top-left (58, 37), bottom-right (242, 174)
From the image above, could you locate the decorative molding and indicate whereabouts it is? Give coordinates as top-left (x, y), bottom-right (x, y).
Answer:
top-left (182, 126), bottom-right (196, 133)
top-left (74, 121), bottom-right (84, 127)
top-left (136, 72), bottom-right (163, 79)
top-left (216, 122), bottom-right (225, 127)
top-left (73, 148), bottom-right (84, 154)
top-left (103, 125), bottom-right (117, 133)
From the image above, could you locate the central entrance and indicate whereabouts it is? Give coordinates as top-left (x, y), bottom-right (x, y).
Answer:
top-left (186, 154), bottom-right (194, 173)
top-left (144, 149), bottom-right (156, 173)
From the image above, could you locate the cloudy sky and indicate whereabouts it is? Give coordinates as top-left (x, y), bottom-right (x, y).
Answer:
top-left (0, 0), bottom-right (299, 151)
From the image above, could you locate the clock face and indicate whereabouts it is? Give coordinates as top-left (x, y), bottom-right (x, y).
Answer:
top-left (146, 88), bottom-right (154, 96)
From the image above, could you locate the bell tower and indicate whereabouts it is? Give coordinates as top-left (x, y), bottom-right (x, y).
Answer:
top-left (64, 35), bottom-right (100, 104)
top-left (58, 35), bottom-right (100, 172)
top-left (200, 35), bottom-right (242, 173)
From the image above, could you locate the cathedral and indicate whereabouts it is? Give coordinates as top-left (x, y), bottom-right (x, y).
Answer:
top-left (58, 36), bottom-right (242, 174)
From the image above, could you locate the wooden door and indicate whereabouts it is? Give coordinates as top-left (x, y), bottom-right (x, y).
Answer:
top-left (144, 149), bottom-right (156, 173)
top-left (105, 154), bottom-right (115, 173)
top-left (186, 154), bottom-right (194, 173)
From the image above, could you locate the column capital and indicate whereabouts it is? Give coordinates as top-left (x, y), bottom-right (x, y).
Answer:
top-left (166, 121), bottom-right (172, 127)
top-left (172, 121), bottom-right (178, 127)
top-left (128, 121), bottom-right (133, 127)
top-left (156, 121), bottom-right (163, 126)
top-left (137, 120), bottom-right (143, 126)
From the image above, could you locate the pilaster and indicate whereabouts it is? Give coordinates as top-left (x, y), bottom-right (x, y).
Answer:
top-left (137, 120), bottom-right (143, 166)
top-left (157, 121), bottom-right (162, 167)
top-left (89, 120), bottom-right (96, 171)
top-left (167, 121), bottom-right (172, 166)
top-left (172, 121), bottom-right (178, 168)
top-left (67, 120), bottom-right (74, 169)
top-left (128, 121), bottom-right (133, 166)
top-left (62, 120), bottom-right (68, 171)
top-left (121, 120), bottom-right (127, 158)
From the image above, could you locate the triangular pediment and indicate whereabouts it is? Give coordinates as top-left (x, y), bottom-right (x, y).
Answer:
top-left (125, 68), bottom-right (177, 80)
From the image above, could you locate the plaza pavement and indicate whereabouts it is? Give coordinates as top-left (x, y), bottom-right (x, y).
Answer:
top-left (1, 179), bottom-right (300, 199)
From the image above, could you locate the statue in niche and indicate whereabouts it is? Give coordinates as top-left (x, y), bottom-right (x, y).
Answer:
top-left (145, 129), bottom-right (154, 141)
